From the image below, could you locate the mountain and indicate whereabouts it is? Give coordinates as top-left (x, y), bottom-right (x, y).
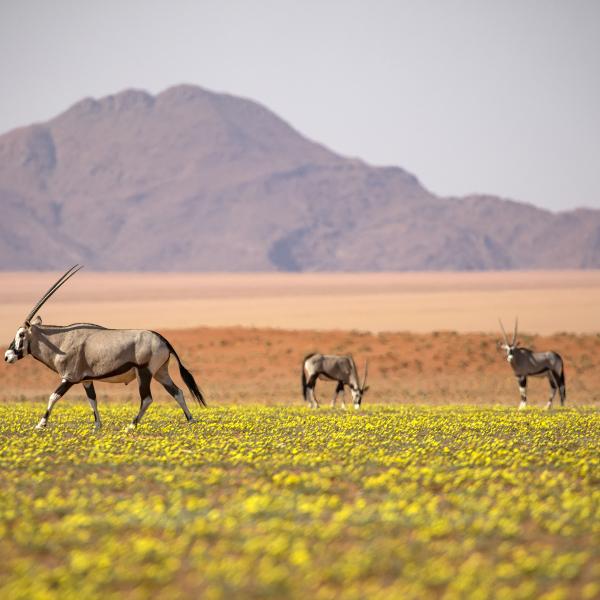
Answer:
top-left (1, 84), bottom-right (599, 271)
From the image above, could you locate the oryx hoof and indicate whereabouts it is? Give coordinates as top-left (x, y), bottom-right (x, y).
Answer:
top-left (94, 422), bottom-right (103, 430)
top-left (188, 417), bottom-right (198, 424)
top-left (35, 419), bottom-right (48, 430)
top-left (518, 402), bottom-right (527, 411)
top-left (127, 423), bottom-right (137, 431)
top-left (545, 403), bottom-right (553, 411)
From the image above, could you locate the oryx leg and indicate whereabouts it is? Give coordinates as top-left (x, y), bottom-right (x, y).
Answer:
top-left (546, 371), bottom-right (559, 410)
top-left (130, 367), bottom-right (153, 428)
top-left (331, 381), bottom-right (345, 408)
top-left (83, 382), bottom-right (102, 429)
top-left (307, 374), bottom-right (319, 408)
top-left (154, 362), bottom-right (195, 423)
top-left (517, 376), bottom-right (527, 410)
top-left (36, 379), bottom-right (73, 429)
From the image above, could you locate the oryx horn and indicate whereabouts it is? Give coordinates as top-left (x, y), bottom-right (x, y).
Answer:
top-left (513, 317), bottom-right (518, 345)
top-left (362, 359), bottom-right (369, 391)
top-left (24, 264), bottom-right (83, 325)
top-left (498, 318), bottom-right (510, 346)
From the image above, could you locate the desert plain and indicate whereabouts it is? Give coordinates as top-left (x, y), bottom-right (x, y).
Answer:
top-left (1, 270), bottom-right (599, 408)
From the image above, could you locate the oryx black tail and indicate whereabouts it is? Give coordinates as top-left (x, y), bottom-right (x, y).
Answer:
top-left (154, 332), bottom-right (207, 407)
top-left (558, 367), bottom-right (566, 406)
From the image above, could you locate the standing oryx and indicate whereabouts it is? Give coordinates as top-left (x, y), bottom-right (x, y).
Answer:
top-left (4, 265), bottom-right (207, 430)
top-left (498, 318), bottom-right (566, 410)
top-left (301, 353), bottom-right (369, 409)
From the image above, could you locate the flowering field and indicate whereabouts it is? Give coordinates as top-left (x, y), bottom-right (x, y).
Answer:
top-left (0, 404), bottom-right (598, 599)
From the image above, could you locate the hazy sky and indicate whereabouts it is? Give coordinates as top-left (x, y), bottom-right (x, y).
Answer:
top-left (1, 1), bottom-right (598, 211)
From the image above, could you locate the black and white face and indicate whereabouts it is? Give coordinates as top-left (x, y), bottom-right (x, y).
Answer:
top-left (501, 344), bottom-right (516, 364)
top-left (350, 385), bottom-right (369, 409)
top-left (4, 326), bottom-right (28, 364)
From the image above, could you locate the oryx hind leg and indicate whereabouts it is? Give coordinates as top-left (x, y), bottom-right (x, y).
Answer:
top-left (307, 374), bottom-right (319, 408)
top-left (154, 362), bottom-right (195, 423)
top-left (130, 367), bottom-right (153, 429)
top-left (36, 379), bottom-right (73, 429)
top-left (83, 382), bottom-right (102, 429)
top-left (559, 380), bottom-right (566, 407)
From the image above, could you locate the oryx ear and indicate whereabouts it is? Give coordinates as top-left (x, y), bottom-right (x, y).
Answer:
top-left (362, 386), bottom-right (370, 393)
top-left (31, 316), bottom-right (42, 326)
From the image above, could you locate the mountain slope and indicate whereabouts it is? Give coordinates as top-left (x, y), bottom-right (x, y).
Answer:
top-left (0, 84), bottom-right (598, 271)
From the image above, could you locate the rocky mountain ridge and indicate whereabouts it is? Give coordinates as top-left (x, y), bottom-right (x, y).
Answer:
top-left (1, 84), bottom-right (598, 271)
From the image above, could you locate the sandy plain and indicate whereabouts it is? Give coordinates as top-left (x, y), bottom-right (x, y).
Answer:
top-left (1, 270), bottom-right (600, 341)
top-left (1, 326), bottom-right (598, 407)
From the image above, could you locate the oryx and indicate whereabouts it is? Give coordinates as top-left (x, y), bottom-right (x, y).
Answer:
top-left (4, 265), bottom-right (207, 430)
top-left (301, 353), bottom-right (369, 409)
top-left (498, 318), bottom-right (566, 410)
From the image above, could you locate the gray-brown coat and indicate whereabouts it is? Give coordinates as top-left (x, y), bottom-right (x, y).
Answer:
top-left (4, 266), bottom-right (206, 429)
top-left (301, 353), bottom-right (369, 409)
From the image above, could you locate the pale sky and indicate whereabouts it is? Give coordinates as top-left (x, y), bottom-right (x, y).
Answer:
top-left (1, 0), bottom-right (598, 211)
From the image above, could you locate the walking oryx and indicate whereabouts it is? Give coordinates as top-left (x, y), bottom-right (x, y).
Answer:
top-left (301, 353), bottom-right (369, 409)
top-left (498, 318), bottom-right (566, 410)
top-left (4, 265), bottom-right (207, 430)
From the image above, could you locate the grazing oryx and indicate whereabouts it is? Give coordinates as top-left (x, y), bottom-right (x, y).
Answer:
top-left (301, 353), bottom-right (369, 409)
top-left (4, 265), bottom-right (206, 430)
top-left (499, 318), bottom-right (566, 410)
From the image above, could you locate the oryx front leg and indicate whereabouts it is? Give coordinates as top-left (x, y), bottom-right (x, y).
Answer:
top-left (36, 379), bottom-right (73, 429)
top-left (130, 368), bottom-right (153, 429)
top-left (154, 363), bottom-right (195, 423)
top-left (517, 376), bottom-right (527, 410)
top-left (331, 381), bottom-right (344, 408)
top-left (83, 382), bottom-right (102, 429)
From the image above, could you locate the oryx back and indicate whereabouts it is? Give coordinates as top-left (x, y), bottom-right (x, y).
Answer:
top-left (29, 324), bottom-right (170, 384)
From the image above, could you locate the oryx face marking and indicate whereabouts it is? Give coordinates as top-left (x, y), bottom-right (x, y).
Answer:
top-left (350, 385), bottom-right (363, 409)
top-left (5, 327), bottom-right (27, 363)
top-left (502, 344), bottom-right (515, 364)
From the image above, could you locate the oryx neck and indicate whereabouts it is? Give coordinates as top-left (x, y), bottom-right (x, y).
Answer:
top-left (26, 328), bottom-right (59, 373)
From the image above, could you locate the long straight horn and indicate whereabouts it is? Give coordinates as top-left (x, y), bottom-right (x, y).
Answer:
top-left (498, 318), bottom-right (509, 346)
top-left (513, 317), bottom-right (518, 345)
top-left (24, 265), bottom-right (83, 324)
top-left (362, 359), bottom-right (369, 391)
